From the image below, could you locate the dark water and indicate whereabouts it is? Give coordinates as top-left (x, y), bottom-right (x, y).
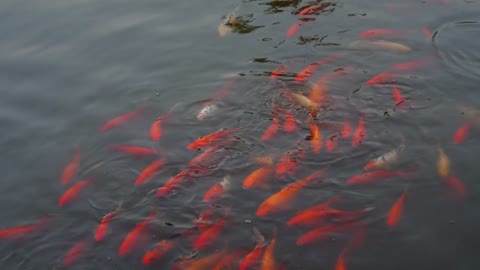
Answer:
top-left (1, 0), bottom-right (480, 269)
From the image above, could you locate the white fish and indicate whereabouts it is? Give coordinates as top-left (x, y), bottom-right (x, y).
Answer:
top-left (196, 102), bottom-right (219, 120)
top-left (364, 144), bottom-right (405, 170)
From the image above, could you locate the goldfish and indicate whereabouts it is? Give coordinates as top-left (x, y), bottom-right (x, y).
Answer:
top-left (243, 167), bottom-right (274, 189)
top-left (109, 145), bottom-right (157, 157)
top-left (135, 158), bottom-right (166, 186)
top-left (61, 149), bottom-right (80, 185)
top-left (58, 178), bottom-right (94, 207)
top-left (254, 155), bottom-right (275, 167)
top-left (453, 122), bottom-right (470, 144)
top-left (347, 168), bottom-right (416, 185)
top-left (335, 249), bottom-right (347, 270)
top-left (275, 151), bottom-right (298, 178)
top-left (287, 91), bottom-right (318, 116)
top-left (325, 134), bottom-right (339, 153)
top-left (390, 59), bottom-right (431, 71)
top-left (437, 147), bottom-right (450, 177)
top-left (298, 3), bottom-right (329, 15)
top-left (342, 120), bottom-right (352, 139)
top-left (262, 117), bottom-right (281, 141)
top-left (443, 175), bottom-right (466, 199)
top-left (352, 115), bottom-right (366, 147)
top-left (350, 40), bottom-right (412, 53)
top-left (118, 212), bottom-right (155, 257)
top-left (359, 29), bottom-right (404, 39)
top-left (257, 169), bottom-right (327, 217)
top-left (386, 191), bottom-right (407, 227)
top-left (188, 146), bottom-right (224, 166)
top-left (0, 214), bottom-right (52, 240)
top-left (150, 111), bottom-right (173, 140)
top-left (195, 206), bottom-right (216, 232)
top-left (142, 240), bottom-right (175, 265)
top-left (392, 86), bottom-right (405, 106)
top-left (273, 105), bottom-right (297, 133)
top-left (64, 239), bottom-right (88, 267)
top-left (239, 227), bottom-right (266, 270)
top-left (271, 64), bottom-right (289, 80)
top-left (296, 222), bottom-right (353, 246)
top-left (288, 207), bottom-right (372, 227)
top-left (157, 167), bottom-right (208, 197)
top-left (286, 21), bottom-right (301, 38)
top-left (307, 118), bottom-right (322, 153)
top-left (193, 217), bottom-right (227, 250)
top-left (295, 54), bottom-right (341, 82)
top-left (213, 249), bottom-right (248, 270)
top-left (366, 72), bottom-right (395, 86)
top-left (364, 145), bottom-right (404, 171)
top-left (94, 211), bottom-right (118, 242)
top-left (187, 128), bottom-right (240, 150)
top-left (261, 227), bottom-right (278, 270)
top-left (182, 247), bottom-right (228, 270)
top-left (203, 176), bottom-right (231, 202)
top-left (99, 104), bottom-right (145, 132)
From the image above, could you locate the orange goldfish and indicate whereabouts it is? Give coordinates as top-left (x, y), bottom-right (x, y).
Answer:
top-left (271, 64), bottom-right (289, 79)
top-left (295, 54), bottom-right (341, 82)
top-left (203, 176), bottom-right (231, 202)
top-left (99, 104), bottom-right (145, 132)
top-left (213, 249), bottom-right (248, 270)
top-left (393, 86), bottom-right (405, 106)
top-left (288, 207), bottom-right (372, 227)
top-left (443, 175), bottom-right (466, 199)
top-left (193, 217), bottom-right (227, 250)
top-left (110, 145), bottom-right (157, 157)
top-left (390, 59), bottom-right (431, 71)
top-left (257, 169), bottom-right (327, 217)
top-left (437, 147), bottom-right (450, 177)
top-left (94, 211), bottom-right (117, 242)
top-left (61, 149), bottom-right (80, 185)
top-left (0, 214), bottom-right (52, 240)
top-left (262, 117), bottom-right (281, 141)
top-left (307, 118), bottom-right (322, 153)
top-left (239, 227), bottom-right (266, 270)
top-left (142, 240), bottom-right (175, 265)
top-left (350, 40), bottom-right (412, 53)
top-left (342, 120), bottom-right (352, 139)
top-left (296, 222), bottom-right (353, 246)
top-left (298, 3), bottom-right (329, 15)
top-left (118, 213), bottom-right (155, 257)
top-left (135, 158), bottom-right (165, 186)
top-left (157, 167), bottom-right (208, 197)
top-left (366, 72), bottom-right (395, 86)
top-left (254, 155), bottom-right (275, 167)
top-left (58, 178), bottom-right (94, 207)
top-left (275, 151), bottom-right (297, 178)
top-left (286, 21), bottom-right (301, 38)
top-left (187, 128), bottom-right (240, 150)
top-left (352, 115), bottom-right (366, 147)
top-left (181, 247), bottom-right (228, 270)
top-left (359, 29), bottom-right (404, 39)
top-left (150, 111), bottom-right (173, 141)
top-left (64, 239), bottom-right (88, 267)
top-left (335, 249), bottom-right (347, 270)
top-left (261, 227), bottom-right (278, 270)
top-left (243, 167), bottom-right (274, 190)
top-left (273, 105), bottom-right (297, 133)
top-left (347, 168), bottom-right (416, 185)
top-left (386, 191), bottom-right (407, 227)
top-left (453, 122), bottom-right (470, 144)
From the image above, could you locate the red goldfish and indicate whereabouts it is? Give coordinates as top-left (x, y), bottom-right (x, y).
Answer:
top-left (243, 167), bottom-right (274, 190)
top-left (307, 118), bottom-right (322, 153)
top-left (64, 239), bottom-right (88, 267)
top-left (257, 169), bottom-right (327, 217)
top-left (239, 227), bottom-right (266, 270)
top-left (195, 206), bottom-right (216, 232)
top-left (99, 104), bottom-right (145, 132)
top-left (273, 105), bottom-right (297, 133)
top-left (296, 222), bottom-right (353, 246)
top-left (187, 128), bottom-right (240, 150)
top-left (157, 166), bottom-right (208, 197)
top-left (390, 59), bottom-right (431, 71)
top-left (150, 111), bottom-right (173, 141)
top-left (193, 217), bottom-right (227, 250)
top-left (0, 214), bottom-right (52, 240)
top-left (203, 176), bottom-right (231, 202)
top-left (342, 120), bottom-right (352, 139)
top-left (135, 158), bottom-right (165, 186)
top-left (94, 211), bottom-right (117, 242)
top-left (393, 86), bottom-right (405, 107)
top-left (295, 54), bottom-right (341, 82)
top-left (261, 227), bottom-right (279, 270)
top-left (359, 29), bottom-right (404, 39)
top-left (286, 21), bottom-right (301, 38)
top-left (142, 240), bottom-right (175, 265)
top-left (325, 134), bottom-right (339, 152)
top-left (109, 145), bottom-right (157, 157)
top-left (118, 213), bottom-right (155, 257)
top-left (366, 72), bottom-right (395, 86)
top-left (262, 117), bottom-right (280, 141)
top-left (386, 191), bottom-right (407, 227)
top-left (352, 115), bottom-right (366, 147)
top-left (335, 249), bottom-right (347, 270)
top-left (58, 178), bottom-right (94, 207)
top-left (347, 168), bottom-right (416, 185)
top-left (288, 207), bottom-right (372, 227)
top-left (275, 150), bottom-right (298, 178)
top-left (453, 122), bottom-right (470, 144)
top-left (364, 145), bottom-right (404, 171)
top-left (270, 65), bottom-right (289, 79)
top-left (61, 149), bottom-right (80, 185)
top-left (298, 3), bottom-right (329, 15)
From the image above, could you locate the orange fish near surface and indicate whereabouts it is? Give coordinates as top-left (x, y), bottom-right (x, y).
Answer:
top-left (110, 145), bottom-right (157, 157)
top-left (288, 207), bottom-right (372, 227)
top-left (58, 178), bottom-right (94, 207)
top-left (296, 222), bottom-right (353, 246)
top-left (256, 169), bottom-right (327, 217)
top-left (262, 117), bottom-right (281, 141)
top-left (118, 212), bottom-right (155, 257)
top-left (239, 227), bottom-right (266, 270)
top-left (261, 227), bottom-right (279, 270)
top-left (0, 214), bottom-right (52, 240)
top-left (187, 128), bottom-right (240, 150)
top-left (61, 149), bottom-right (80, 185)
top-left (94, 211), bottom-right (117, 242)
top-left (275, 150), bottom-right (298, 178)
top-left (273, 105), bottom-right (297, 133)
top-left (386, 191), bottom-right (407, 227)
top-left (142, 240), bottom-right (175, 265)
top-left (347, 168), bottom-right (415, 185)
top-left (150, 111), bottom-right (173, 141)
top-left (453, 122), bottom-right (470, 144)
top-left (352, 115), bottom-right (366, 147)
top-left (179, 247), bottom-right (228, 270)
top-left (135, 158), bottom-right (166, 186)
top-left (64, 239), bottom-right (89, 267)
top-left (286, 21), bottom-right (301, 38)
top-left (157, 166), bottom-right (208, 197)
top-left (193, 217), bottom-right (227, 250)
top-left (390, 59), bottom-right (431, 71)
top-left (335, 249), bottom-right (347, 270)
top-left (212, 249), bottom-right (248, 270)
top-left (366, 72), bottom-right (395, 86)
top-left (295, 54), bottom-right (341, 82)
top-left (307, 118), bottom-right (322, 153)
top-left (203, 176), bottom-right (231, 202)
top-left (393, 86), bottom-right (405, 106)
top-left (243, 167), bottom-right (275, 190)
top-left (359, 29), bottom-right (404, 39)
top-left (99, 104), bottom-right (145, 132)
top-left (325, 134), bottom-right (339, 153)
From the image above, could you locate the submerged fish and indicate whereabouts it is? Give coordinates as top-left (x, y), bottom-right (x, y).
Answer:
top-left (364, 145), bottom-right (404, 170)
top-left (350, 40), bottom-right (412, 53)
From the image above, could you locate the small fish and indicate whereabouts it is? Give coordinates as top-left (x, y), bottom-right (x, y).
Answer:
top-left (262, 117), bottom-right (281, 141)
top-left (298, 3), bottom-right (328, 15)
top-left (261, 227), bottom-right (278, 270)
top-left (135, 158), bottom-right (166, 186)
top-left (118, 212), bottom-right (155, 257)
top-left (197, 102), bottom-right (219, 121)
top-left (335, 249), bottom-right (347, 270)
top-left (193, 217), bottom-right (227, 250)
top-left (286, 21), bottom-right (301, 38)
top-left (386, 191), bottom-right (407, 227)
top-left (188, 146), bottom-right (223, 167)
top-left (288, 207), bottom-right (372, 227)
top-left (270, 64), bottom-right (289, 80)
top-left (437, 147), bottom-right (450, 177)
top-left (443, 175), bottom-right (466, 199)
top-left (342, 120), bottom-right (352, 139)
top-left (99, 104), bottom-right (145, 132)
top-left (0, 215), bottom-right (52, 240)
top-left (94, 211), bottom-right (117, 242)
top-left (243, 167), bottom-right (274, 190)
top-left (347, 168), bottom-right (415, 185)
top-left (390, 59), bottom-right (431, 71)
top-left (257, 169), bottom-right (327, 217)
top-left (453, 122), bottom-right (470, 144)
top-left (296, 222), bottom-right (353, 246)
top-left (359, 29), bottom-right (404, 39)
top-left (393, 86), bottom-right (405, 106)
top-left (187, 128), bottom-right (240, 150)
top-left (182, 247), bottom-right (228, 270)
top-left (150, 111), bottom-right (173, 140)
top-left (295, 54), bottom-right (341, 82)
top-left (366, 72), bottom-right (395, 86)
top-left (307, 118), bottom-right (322, 153)
top-left (275, 151), bottom-right (298, 178)
top-left (58, 178), bottom-right (94, 207)
top-left (61, 149), bottom-right (80, 185)
top-left (325, 134), bottom-right (339, 153)
top-left (203, 176), bottom-right (231, 202)
top-left (109, 145), bottom-right (157, 157)
top-left (352, 115), bottom-right (366, 147)
top-left (142, 240), bottom-right (175, 265)
top-left (350, 40), bottom-right (411, 53)
top-left (364, 145), bottom-right (404, 170)
top-left (239, 227), bottom-right (266, 270)
top-left (64, 239), bottom-right (88, 267)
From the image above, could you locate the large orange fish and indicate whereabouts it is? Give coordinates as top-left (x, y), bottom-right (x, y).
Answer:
top-left (94, 211), bottom-right (118, 242)
top-left (0, 214), bottom-right (52, 240)
top-left (261, 227), bottom-right (278, 270)
top-left (58, 178), bottom-right (94, 207)
top-left (325, 134), bottom-right (339, 153)
top-left (193, 217), bottom-right (227, 250)
top-left (366, 72), bottom-right (395, 86)
top-left (187, 128), bottom-right (240, 150)
top-left (239, 227), bottom-right (266, 270)
top-left (64, 239), bottom-right (88, 267)
top-left (262, 117), bottom-right (281, 141)
top-left (295, 54), bottom-right (341, 82)
top-left (310, 67), bottom-right (350, 106)
top-left (286, 21), bottom-right (301, 38)
top-left (352, 115), bottom-right (366, 147)
top-left (110, 145), bottom-right (157, 157)
top-left (298, 3), bottom-right (329, 15)
top-left (359, 29), bottom-right (404, 39)
top-left (203, 176), bottom-right (231, 202)
top-left (307, 118), bottom-right (322, 153)
top-left (386, 191), bottom-right (407, 227)
top-left (256, 169), bottom-right (327, 217)
top-left (150, 111), bottom-right (173, 141)
top-left (118, 212), bottom-right (155, 257)
top-left (390, 59), bottom-right (431, 71)
top-left (243, 167), bottom-right (274, 190)
top-left (288, 207), bottom-right (372, 227)
top-left (347, 168), bottom-right (415, 185)
top-left (142, 240), bottom-right (175, 265)
top-left (99, 104), bottom-right (145, 132)
top-left (453, 122), bottom-right (470, 144)
top-left (135, 158), bottom-right (166, 186)
top-left (61, 149), bottom-right (80, 185)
